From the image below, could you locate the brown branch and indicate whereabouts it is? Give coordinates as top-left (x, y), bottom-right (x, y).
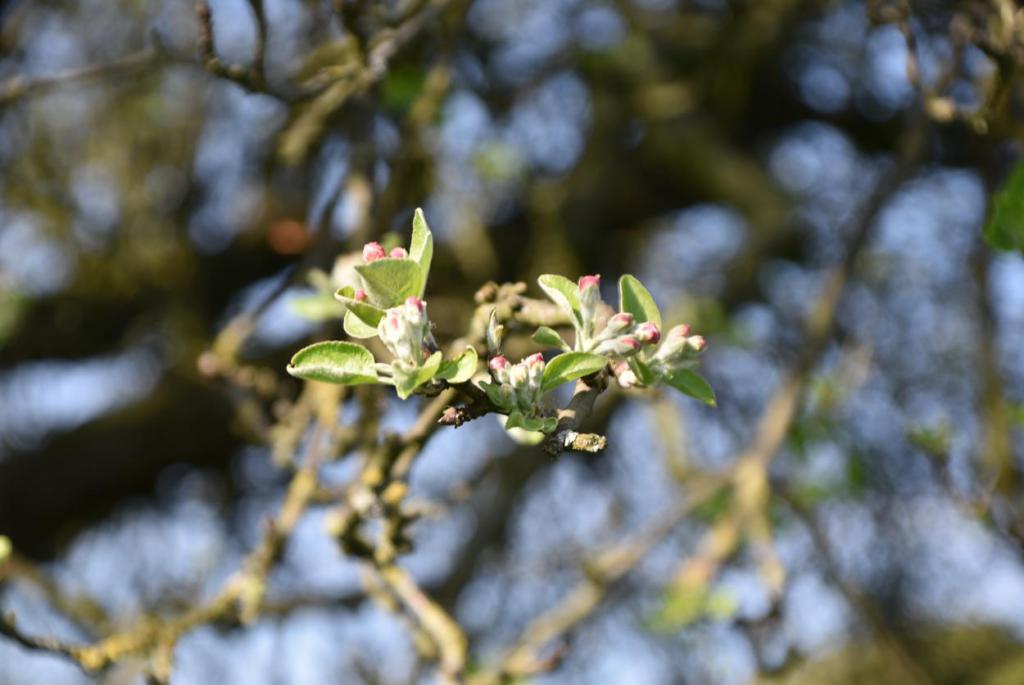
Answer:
top-left (0, 49), bottom-right (161, 107)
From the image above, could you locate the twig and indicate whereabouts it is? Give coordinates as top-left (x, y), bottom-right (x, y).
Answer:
top-left (0, 49), bottom-right (161, 107)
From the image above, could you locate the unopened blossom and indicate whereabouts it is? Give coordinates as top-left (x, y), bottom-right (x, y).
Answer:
top-left (651, 324), bottom-right (706, 371)
top-left (605, 312), bottom-right (635, 336)
top-left (353, 288), bottom-right (367, 302)
top-left (362, 241), bottom-right (387, 263)
top-left (634, 321), bottom-right (661, 345)
top-left (389, 246), bottom-right (408, 259)
top-left (595, 335), bottom-right (642, 357)
top-left (578, 274), bottom-right (601, 339)
top-left (489, 355), bottom-right (510, 384)
top-left (378, 297), bottom-right (430, 367)
top-left (489, 353), bottom-right (547, 415)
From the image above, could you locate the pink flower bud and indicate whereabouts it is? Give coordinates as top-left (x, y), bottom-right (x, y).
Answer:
top-left (362, 241), bottom-right (386, 263)
top-left (607, 312), bottom-right (634, 334)
top-left (619, 336), bottom-right (641, 351)
top-left (635, 322), bottom-right (661, 345)
top-left (354, 288), bottom-right (367, 302)
top-left (688, 335), bottom-right (706, 351)
top-left (405, 296), bottom-right (425, 313)
top-left (578, 274), bottom-right (601, 293)
top-left (668, 324), bottom-right (692, 339)
top-left (525, 352), bottom-right (545, 368)
top-left (389, 246), bottom-right (408, 259)
top-left (488, 356), bottom-right (508, 373)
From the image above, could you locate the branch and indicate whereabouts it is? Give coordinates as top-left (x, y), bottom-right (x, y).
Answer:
top-left (0, 49), bottom-right (161, 107)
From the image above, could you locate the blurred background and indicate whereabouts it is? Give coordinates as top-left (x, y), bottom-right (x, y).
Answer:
top-left (2, 0), bottom-right (1024, 683)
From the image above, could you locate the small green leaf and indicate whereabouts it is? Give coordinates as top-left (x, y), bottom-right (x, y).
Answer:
top-left (532, 326), bottom-right (569, 350)
top-left (335, 287), bottom-right (385, 326)
top-left (290, 293), bottom-right (343, 321)
top-left (354, 259), bottom-right (423, 307)
top-left (479, 381), bottom-right (512, 411)
top-left (344, 310), bottom-right (379, 338)
top-left (410, 208), bottom-right (434, 296)
top-left (395, 351), bottom-right (443, 399)
top-left (628, 357), bottom-right (657, 386)
top-left (618, 274), bottom-right (661, 328)
top-left (985, 162), bottom-right (1024, 252)
top-left (437, 346), bottom-right (478, 384)
top-left (505, 412), bottom-right (558, 433)
top-left (663, 369), bottom-right (716, 406)
top-left (540, 352), bottom-right (608, 393)
top-left (537, 274), bottom-right (581, 326)
top-left (287, 341), bottom-right (379, 385)
top-left (498, 414), bottom-right (546, 446)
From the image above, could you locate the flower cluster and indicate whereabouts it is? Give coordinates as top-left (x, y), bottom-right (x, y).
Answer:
top-left (577, 275), bottom-right (662, 358)
top-left (362, 241), bottom-right (409, 262)
top-left (378, 296), bottom-right (431, 369)
top-left (486, 353), bottom-right (545, 416)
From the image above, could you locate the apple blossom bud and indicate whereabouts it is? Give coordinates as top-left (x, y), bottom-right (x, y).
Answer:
top-left (688, 335), bottom-right (706, 351)
top-left (489, 355), bottom-right (508, 373)
top-left (606, 312), bottom-right (635, 335)
top-left (509, 363), bottom-right (529, 388)
top-left (389, 246), bottom-right (408, 259)
top-left (578, 274), bottom-right (601, 292)
top-left (405, 296), bottom-right (425, 313)
top-left (611, 360), bottom-right (639, 389)
top-left (596, 335), bottom-right (642, 357)
top-left (525, 352), bottom-right (545, 368)
top-left (635, 322), bottom-right (661, 345)
top-left (354, 288), bottom-right (367, 302)
top-left (668, 324), bottom-right (692, 340)
top-left (362, 241), bottom-right (386, 263)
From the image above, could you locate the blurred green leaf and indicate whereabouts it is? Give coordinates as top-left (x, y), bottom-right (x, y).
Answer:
top-left (985, 162), bottom-right (1024, 252)
top-left (505, 412), bottom-right (557, 434)
top-left (409, 208), bottom-right (433, 297)
top-left (663, 369), bottom-right (716, 406)
top-left (532, 325), bottom-right (568, 350)
top-left (618, 274), bottom-right (662, 328)
top-left (537, 274), bottom-right (581, 327)
top-left (344, 310), bottom-right (379, 339)
top-left (395, 351), bottom-right (442, 399)
top-left (287, 341), bottom-right (379, 385)
top-left (354, 259), bottom-right (423, 308)
top-left (290, 293), bottom-right (344, 321)
top-left (541, 352), bottom-right (607, 392)
top-left (335, 287), bottom-right (385, 327)
top-left (437, 346), bottom-right (478, 384)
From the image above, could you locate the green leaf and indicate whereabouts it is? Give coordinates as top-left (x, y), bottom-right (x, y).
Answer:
top-left (537, 274), bottom-right (581, 326)
top-left (479, 381), bottom-right (513, 411)
top-left (540, 352), bottom-right (608, 393)
top-left (334, 287), bottom-right (385, 327)
top-left (505, 412), bottom-right (558, 433)
top-left (985, 162), bottom-right (1024, 252)
top-left (344, 310), bottom-right (379, 338)
top-left (437, 346), bottom-right (478, 384)
top-left (628, 357), bottom-right (657, 386)
top-left (618, 274), bottom-right (661, 328)
top-left (410, 208), bottom-right (434, 296)
top-left (532, 326), bottom-right (569, 350)
top-left (663, 369), bottom-right (716, 406)
top-left (287, 341), bottom-right (379, 385)
top-left (498, 414), bottom-right (546, 446)
top-left (354, 259), bottom-right (423, 307)
top-left (290, 293), bottom-right (343, 321)
top-left (395, 351), bottom-right (443, 399)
